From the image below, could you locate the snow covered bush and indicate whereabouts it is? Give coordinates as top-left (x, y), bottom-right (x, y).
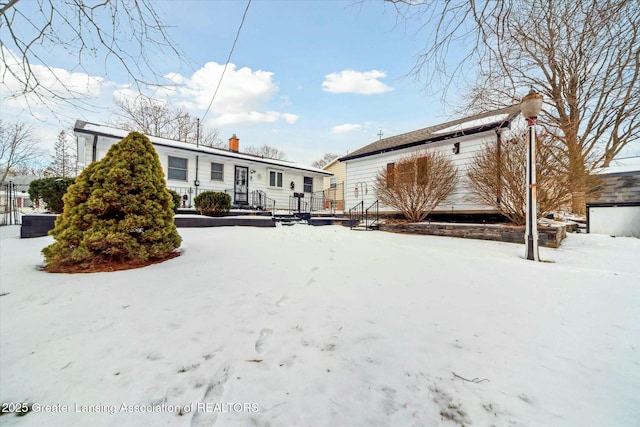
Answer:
top-left (374, 150), bottom-right (458, 222)
top-left (194, 191), bottom-right (231, 216)
top-left (42, 132), bottom-right (181, 272)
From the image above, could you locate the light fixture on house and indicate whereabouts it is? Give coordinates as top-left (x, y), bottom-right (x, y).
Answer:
top-left (452, 142), bottom-right (460, 154)
top-left (520, 88), bottom-right (544, 261)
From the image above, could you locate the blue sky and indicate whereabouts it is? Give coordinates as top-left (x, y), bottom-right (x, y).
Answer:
top-left (2, 0), bottom-right (474, 165)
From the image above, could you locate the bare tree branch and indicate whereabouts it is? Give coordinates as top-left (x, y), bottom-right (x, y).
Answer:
top-left (109, 94), bottom-right (222, 147)
top-left (389, 0), bottom-right (639, 214)
top-left (374, 150), bottom-right (457, 222)
top-left (1, 0), bottom-right (188, 112)
top-left (0, 120), bottom-right (45, 181)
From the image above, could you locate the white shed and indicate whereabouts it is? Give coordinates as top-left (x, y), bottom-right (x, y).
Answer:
top-left (339, 106), bottom-right (521, 216)
top-left (587, 157), bottom-right (640, 237)
top-left (74, 121), bottom-right (331, 211)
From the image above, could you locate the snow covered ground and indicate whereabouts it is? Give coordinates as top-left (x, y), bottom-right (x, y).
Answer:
top-left (1, 224), bottom-right (638, 426)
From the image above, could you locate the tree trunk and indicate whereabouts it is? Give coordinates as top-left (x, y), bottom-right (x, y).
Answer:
top-left (568, 146), bottom-right (587, 216)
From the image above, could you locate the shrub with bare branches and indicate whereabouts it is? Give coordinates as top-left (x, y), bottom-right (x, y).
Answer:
top-left (375, 150), bottom-right (458, 222)
top-left (467, 132), bottom-right (574, 225)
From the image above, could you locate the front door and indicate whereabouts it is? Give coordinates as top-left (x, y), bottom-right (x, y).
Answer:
top-left (234, 166), bottom-right (249, 204)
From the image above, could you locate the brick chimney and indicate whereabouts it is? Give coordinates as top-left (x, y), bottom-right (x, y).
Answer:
top-left (229, 134), bottom-right (239, 152)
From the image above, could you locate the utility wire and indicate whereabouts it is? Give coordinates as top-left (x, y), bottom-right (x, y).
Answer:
top-left (201, 0), bottom-right (252, 122)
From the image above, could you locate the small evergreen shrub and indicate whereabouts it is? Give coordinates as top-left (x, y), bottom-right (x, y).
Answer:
top-left (167, 189), bottom-right (181, 213)
top-left (28, 177), bottom-right (74, 213)
top-left (42, 132), bottom-right (182, 272)
top-left (194, 191), bottom-right (231, 216)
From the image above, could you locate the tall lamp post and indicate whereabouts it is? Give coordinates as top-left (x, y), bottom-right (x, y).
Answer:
top-left (520, 89), bottom-right (544, 261)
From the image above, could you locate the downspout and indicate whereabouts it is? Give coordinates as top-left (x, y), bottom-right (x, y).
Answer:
top-left (92, 134), bottom-right (98, 162)
top-left (496, 129), bottom-right (502, 208)
top-left (195, 118), bottom-right (200, 199)
top-left (194, 155), bottom-right (200, 198)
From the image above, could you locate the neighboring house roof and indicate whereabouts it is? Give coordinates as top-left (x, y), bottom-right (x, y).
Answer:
top-left (1, 175), bottom-right (38, 186)
top-left (594, 157), bottom-right (640, 175)
top-left (340, 105), bottom-right (521, 161)
top-left (322, 157), bottom-right (341, 171)
top-left (74, 121), bottom-right (332, 176)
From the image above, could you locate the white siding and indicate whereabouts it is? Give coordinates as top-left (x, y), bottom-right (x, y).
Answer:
top-left (344, 130), bottom-right (508, 214)
top-left (589, 206), bottom-right (640, 237)
top-left (76, 134), bottom-right (325, 211)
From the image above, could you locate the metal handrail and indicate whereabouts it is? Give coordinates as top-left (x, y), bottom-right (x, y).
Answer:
top-left (251, 190), bottom-right (276, 211)
top-left (348, 201), bottom-right (364, 229)
top-left (365, 200), bottom-right (379, 230)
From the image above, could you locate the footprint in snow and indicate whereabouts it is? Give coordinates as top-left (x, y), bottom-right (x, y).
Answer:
top-left (190, 362), bottom-right (232, 427)
top-left (255, 328), bottom-right (273, 353)
top-left (275, 296), bottom-right (289, 307)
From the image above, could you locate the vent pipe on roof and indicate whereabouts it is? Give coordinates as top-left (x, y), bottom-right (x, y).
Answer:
top-left (229, 134), bottom-right (239, 152)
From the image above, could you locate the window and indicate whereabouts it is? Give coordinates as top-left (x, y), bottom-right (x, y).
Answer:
top-left (330, 177), bottom-right (337, 189)
top-left (416, 157), bottom-right (429, 185)
top-left (269, 170), bottom-right (283, 188)
top-left (386, 163), bottom-right (395, 187)
top-left (304, 176), bottom-right (313, 193)
top-left (211, 162), bottom-right (224, 181)
top-left (168, 156), bottom-right (188, 181)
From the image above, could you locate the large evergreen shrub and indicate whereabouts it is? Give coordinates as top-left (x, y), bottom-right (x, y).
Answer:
top-left (28, 177), bottom-right (74, 213)
top-left (194, 191), bottom-right (231, 216)
top-left (42, 132), bottom-right (181, 272)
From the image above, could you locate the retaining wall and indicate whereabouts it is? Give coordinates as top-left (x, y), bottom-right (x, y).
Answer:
top-left (379, 222), bottom-right (566, 248)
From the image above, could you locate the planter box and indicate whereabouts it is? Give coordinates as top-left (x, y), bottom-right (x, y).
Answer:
top-left (20, 214), bottom-right (58, 238)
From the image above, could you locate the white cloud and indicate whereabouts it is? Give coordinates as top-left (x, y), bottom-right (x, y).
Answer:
top-left (110, 62), bottom-right (298, 127)
top-left (322, 70), bottom-right (393, 95)
top-left (1, 47), bottom-right (106, 109)
top-left (158, 62), bottom-right (297, 126)
top-left (215, 111), bottom-right (299, 126)
top-left (332, 123), bottom-right (362, 134)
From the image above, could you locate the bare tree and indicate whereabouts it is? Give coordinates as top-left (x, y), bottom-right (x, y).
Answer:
top-left (388, 0), bottom-right (640, 214)
top-left (467, 130), bottom-right (575, 225)
top-left (47, 130), bottom-right (77, 177)
top-left (244, 144), bottom-right (287, 160)
top-left (312, 153), bottom-right (339, 169)
top-left (374, 150), bottom-right (457, 222)
top-left (1, 0), bottom-right (185, 108)
top-left (110, 94), bottom-right (222, 147)
top-left (0, 120), bottom-right (44, 181)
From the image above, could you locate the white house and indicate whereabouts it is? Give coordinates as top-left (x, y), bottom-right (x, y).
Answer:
top-left (74, 121), bottom-right (332, 211)
top-left (339, 105), bottom-right (522, 216)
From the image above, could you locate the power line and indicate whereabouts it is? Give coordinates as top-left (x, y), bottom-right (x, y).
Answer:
top-left (201, 0), bottom-right (252, 122)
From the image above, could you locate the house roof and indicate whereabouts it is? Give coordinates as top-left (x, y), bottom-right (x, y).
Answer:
top-left (339, 105), bottom-right (521, 161)
top-left (594, 156), bottom-right (640, 175)
top-left (74, 120), bottom-right (332, 176)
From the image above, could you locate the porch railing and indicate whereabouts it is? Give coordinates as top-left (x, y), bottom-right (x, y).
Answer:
top-left (251, 190), bottom-right (276, 211)
top-left (365, 200), bottom-right (379, 230)
top-left (348, 201), bottom-right (364, 229)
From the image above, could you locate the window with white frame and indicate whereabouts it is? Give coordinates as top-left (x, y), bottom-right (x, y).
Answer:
top-left (211, 162), bottom-right (224, 181)
top-left (303, 176), bottom-right (313, 193)
top-left (330, 177), bottom-right (337, 189)
top-left (269, 170), bottom-right (283, 188)
top-left (168, 156), bottom-right (188, 181)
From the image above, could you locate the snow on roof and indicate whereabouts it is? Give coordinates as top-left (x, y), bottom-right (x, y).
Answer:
top-left (594, 157), bottom-right (640, 175)
top-left (340, 105), bottom-right (520, 161)
top-left (431, 113), bottom-right (511, 135)
top-left (74, 121), bottom-right (331, 176)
